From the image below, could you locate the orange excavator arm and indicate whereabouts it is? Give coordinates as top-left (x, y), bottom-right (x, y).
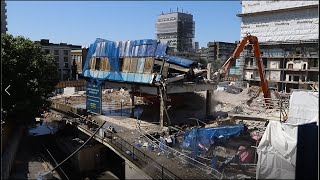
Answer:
top-left (218, 34), bottom-right (271, 105)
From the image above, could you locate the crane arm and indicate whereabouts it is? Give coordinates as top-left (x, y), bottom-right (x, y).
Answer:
top-left (216, 34), bottom-right (271, 106)
top-left (220, 36), bottom-right (250, 73)
top-left (250, 36), bottom-right (271, 102)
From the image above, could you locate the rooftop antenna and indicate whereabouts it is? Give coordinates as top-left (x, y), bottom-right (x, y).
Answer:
top-left (170, 8), bottom-right (171, 13)
top-left (182, 8), bottom-right (183, 13)
top-left (177, 7), bottom-right (178, 12)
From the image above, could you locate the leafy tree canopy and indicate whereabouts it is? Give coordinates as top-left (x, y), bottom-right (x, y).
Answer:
top-left (2, 34), bottom-right (59, 122)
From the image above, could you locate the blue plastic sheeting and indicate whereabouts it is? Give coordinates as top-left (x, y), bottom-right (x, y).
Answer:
top-left (117, 39), bottom-right (165, 57)
top-left (155, 42), bottom-right (167, 57)
top-left (83, 70), bottom-right (155, 84)
top-left (181, 125), bottom-right (244, 157)
top-left (164, 55), bottom-right (197, 68)
top-left (83, 38), bottom-right (169, 84)
top-left (83, 38), bottom-right (197, 84)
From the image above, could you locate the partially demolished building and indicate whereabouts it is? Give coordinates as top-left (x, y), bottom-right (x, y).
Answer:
top-left (238, 1), bottom-right (319, 92)
top-left (82, 38), bottom-right (216, 127)
top-left (82, 39), bottom-right (209, 85)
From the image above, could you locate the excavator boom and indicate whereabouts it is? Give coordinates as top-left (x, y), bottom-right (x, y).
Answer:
top-left (219, 34), bottom-right (271, 106)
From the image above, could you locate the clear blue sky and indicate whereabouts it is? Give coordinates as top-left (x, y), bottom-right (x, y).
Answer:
top-left (7, 1), bottom-right (241, 48)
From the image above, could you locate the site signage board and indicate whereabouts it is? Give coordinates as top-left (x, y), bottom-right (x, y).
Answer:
top-left (86, 81), bottom-right (102, 114)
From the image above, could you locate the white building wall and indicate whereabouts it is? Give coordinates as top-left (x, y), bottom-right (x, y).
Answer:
top-left (286, 59), bottom-right (308, 70)
top-left (240, 1), bottom-right (319, 42)
top-left (267, 60), bottom-right (280, 69)
top-left (241, 1), bottom-right (318, 14)
top-left (245, 70), bottom-right (258, 80)
top-left (125, 161), bottom-right (151, 179)
top-left (269, 71), bottom-right (281, 81)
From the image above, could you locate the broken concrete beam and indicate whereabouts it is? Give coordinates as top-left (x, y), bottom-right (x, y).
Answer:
top-left (228, 113), bottom-right (279, 122)
top-left (167, 74), bottom-right (186, 83)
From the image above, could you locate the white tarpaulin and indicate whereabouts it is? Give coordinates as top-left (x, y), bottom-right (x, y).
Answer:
top-left (63, 87), bottom-right (75, 95)
top-left (286, 91), bottom-right (319, 126)
top-left (256, 91), bottom-right (319, 179)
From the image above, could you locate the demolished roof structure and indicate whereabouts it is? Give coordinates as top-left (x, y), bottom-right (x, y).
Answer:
top-left (82, 38), bottom-right (201, 85)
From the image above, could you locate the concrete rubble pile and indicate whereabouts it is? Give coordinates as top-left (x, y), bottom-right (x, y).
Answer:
top-left (128, 85), bottom-right (291, 178)
top-left (214, 85), bottom-right (288, 121)
top-left (51, 88), bottom-right (144, 107)
top-left (48, 77), bottom-right (295, 179)
top-left (131, 120), bottom-right (261, 178)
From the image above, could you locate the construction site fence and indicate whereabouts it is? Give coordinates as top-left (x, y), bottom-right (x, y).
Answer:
top-left (55, 80), bottom-right (86, 89)
top-left (54, 80), bottom-right (125, 94)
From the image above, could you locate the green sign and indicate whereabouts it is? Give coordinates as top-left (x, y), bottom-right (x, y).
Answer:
top-left (86, 81), bottom-right (102, 114)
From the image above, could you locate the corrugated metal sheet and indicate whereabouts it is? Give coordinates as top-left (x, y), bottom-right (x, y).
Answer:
top-left (83, 38), bottom-right (197, 84)
top-left (84, 70), bottom-right (154, 84)
top-left (164, 55), bottom-right (197, 68)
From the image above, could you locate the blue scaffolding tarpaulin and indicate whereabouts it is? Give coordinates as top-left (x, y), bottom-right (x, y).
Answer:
top-left (181, 125), bottom-right (244, 158)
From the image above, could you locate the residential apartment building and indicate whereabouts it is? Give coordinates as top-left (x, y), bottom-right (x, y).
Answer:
top-left (1, 0), bottom-right (7, 34)
top-left (36, 39), bottom-right (82, 81)
top-left (198, 47), bottom-right (208, 64)
top-left (156, 10), bottom-right (195, 52)
top-left (238, 1), bottom-right (319, 92)
top-left (207, 41), bottom-right (237, 63)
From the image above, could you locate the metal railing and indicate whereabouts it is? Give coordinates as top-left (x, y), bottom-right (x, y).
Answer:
top-left (67, 110), bottom-right (223, 179)
top-left (136, 128), bottom-right (224, 179)
top-left (72, 114), bottom-right (180, 179)
top-left (55, 80), bottom-right (86, 89)
top-left (108, 133), bottom-right (180, 179)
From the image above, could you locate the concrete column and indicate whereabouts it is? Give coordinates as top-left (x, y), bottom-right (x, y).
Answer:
top-left (207, 63), bottom-right (212, 80)
top-left (130, 93), bottom-right (135, 118)
top-left (206, 90), bottom-right (213, 117)
top-left (159, 88), bottom-right (164, 128)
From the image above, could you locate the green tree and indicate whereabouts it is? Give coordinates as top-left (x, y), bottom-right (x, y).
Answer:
top-left (2, 34), bottom-right (59, 122)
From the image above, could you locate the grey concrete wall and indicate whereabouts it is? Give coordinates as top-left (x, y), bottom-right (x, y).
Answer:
top-left (1, 126), bottom-right (25, 179)
top-left (125, 161), bottom-right (151, 179)
top-left (77, 144), bottom-right (106, 172)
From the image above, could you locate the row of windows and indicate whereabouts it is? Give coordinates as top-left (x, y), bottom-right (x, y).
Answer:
top-left (54, 56), bottom-right (69, 62)
top-left (55, 62), bottom-right (69, 68)
top-left (158, 17), bottom-right (176, 22)
top-left (89, 57), bottom-right (154, 74)
top-left (158, 36), bottom-right (178, 39)
top-left (43, 49), bottom-right (69, 56)
top-left (71, 55), bottom-right (82, 62)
